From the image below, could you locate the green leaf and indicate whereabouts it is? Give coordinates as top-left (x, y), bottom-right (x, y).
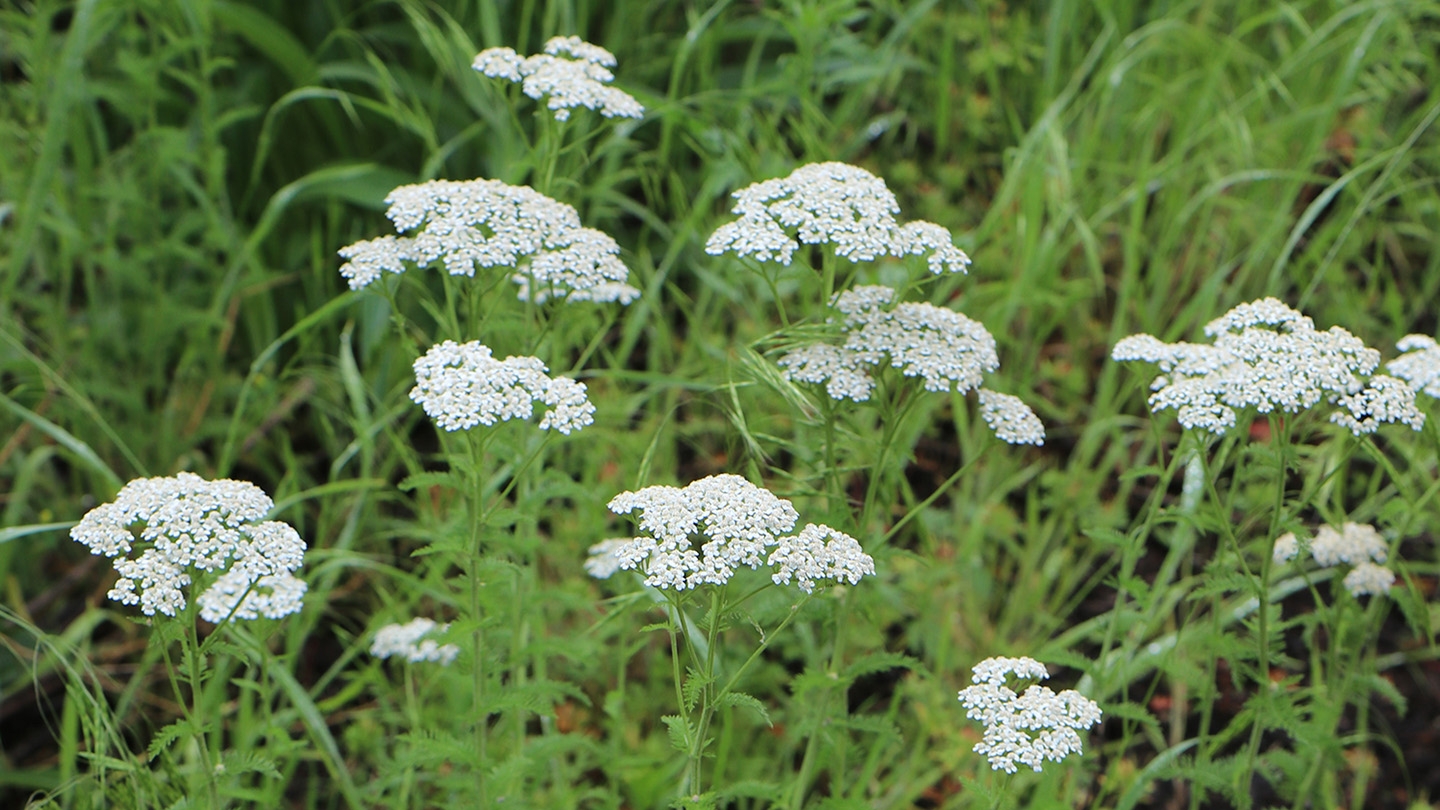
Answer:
top-left (398, 471), bottom-right (462, 492)
top-left (661, 715), bottom-right (693, 752)
top-left (146, 719), bottom-right (194, 759)
top-left (719, 691), bottom-right (772, 726)
top-left (213, 1), bottom-right (318, 86)
top-left (218, 750), bottom-right (281, 780)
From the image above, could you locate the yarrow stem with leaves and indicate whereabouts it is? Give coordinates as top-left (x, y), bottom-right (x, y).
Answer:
top-left (70, 473), bottom-right (309, 806)
top-left (592, 474), bottom-right (874, 798)
top-left (1112, 297), bottom-right (1428, 807)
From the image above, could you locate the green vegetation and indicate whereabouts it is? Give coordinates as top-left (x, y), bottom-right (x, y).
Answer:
top-left (3, 0), bottom-right (1438, 807)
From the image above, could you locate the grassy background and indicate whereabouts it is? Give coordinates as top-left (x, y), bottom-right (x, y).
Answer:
top-left (3, 0), bottom-right (1439, 807)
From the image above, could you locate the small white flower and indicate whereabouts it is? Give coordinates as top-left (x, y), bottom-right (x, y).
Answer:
top-left (513, 227), bottom-right (639, 304)
top-left (69, 473), bottom-right (307, 620)
top-left (337, 235), bottom-right (416, 290)
top-left (606, 475), bottom-right (874, 591)
top-left (473, 36), bottom-right (643, 121)
top-left (791, 285), bottom-right (999, 397)
top-left (778, 286), bottom-right (1044, 444)
top-left (957, 656), bottom-right (1102, 774)
top-left (977, 389), bottom-right (1045, 446)
top-left (1342, 561), bottom-right (1396, 598)
top-left (410, 340), bottom-right (595, 434)
top-left (1113, 298), bottom-right (1420, 435)
top-left (584, 538), bottom-right (633, 580)
top-left (1309, 522), bottom-right (1388, 567)
top-left (776, 343), bottom-right (875, 401)
top-left (197, 570), bottom-right (308, 623)
top-left (337, 178), bottom-right (637, 304)
top-left (371, 618), bottom-right (460, 665)
top-left (705, 162), bottom-right (970, 273)
top-left (1272, 532), bottom-right (1299, 564)
top-left (1389, 334), bottom-right (1440, 398)
top-left (1330, 375), bottom-right (1426, 434)
top-left (766, 524), bottom-right (876, 593)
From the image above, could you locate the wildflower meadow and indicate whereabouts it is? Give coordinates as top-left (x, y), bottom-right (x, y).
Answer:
top-left (3, 2), bottom-right (1439, 808)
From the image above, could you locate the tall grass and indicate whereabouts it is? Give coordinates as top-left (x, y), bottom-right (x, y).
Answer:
top-left (2, 0), bottom-right (1438, 807)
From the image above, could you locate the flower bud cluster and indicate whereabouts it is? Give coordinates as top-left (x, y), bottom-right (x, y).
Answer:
top-left (604, 474), bottom-right (874, 592)
top-left (957, 656), bottom-right (1103, 773)
top-left (1113, 298), bottom-right (1424, 435)
top-left (410, 340), bottom-right (595, 435)
top-left (1274, 521), bottom-right (1396, 598)
top-left (338, 178), bottom-right (638, 304)
top-left (473, 36), bottom-right (644, 121)
top-left (370, 618), bottom-right (460, 665)
top-left (70, 472), bottom-right (307, 621)
top-left (705, 162), bottom-right (970, 274)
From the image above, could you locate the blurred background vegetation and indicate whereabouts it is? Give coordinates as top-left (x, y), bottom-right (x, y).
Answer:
top-left (2, 0), bottom-right (1438, 807)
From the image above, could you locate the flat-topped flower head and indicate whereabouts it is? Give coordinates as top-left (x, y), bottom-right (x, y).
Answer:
top-left (1278, 521), bottom-right (1396, 599)
top-left (337, 178), bottom-right (638, 304)
top-left (1309, 521), bottom-right (1388, 567)
top-left (371, 618), bottom-right (460, 665)
top-left (605, 474), bottom-right (875, 592)
top-left (70, 472), bottom-right (307, 620)
top-left (1343, 561), bottom-right (1396, 598)
top-left (1272, 532), bottom-right (1300, 564)
top-left (977, 389), bottom-right (1045, 446)
top-left (705, 162), bottom-right (970, 274)
top-left (957, 656), bottom-right (1103, 774)
top-left (473, 36), bottom-right (643, 121)
top-left (766, 523), bottom-right (876, 593)
top-left (1113, 297), bottom-right (1423, 435)
top-left (410, 340), bottom-right (595, 434)
top-left (1388, 334), bottom-right (1440, 398)
top-left (778, 285), bottom-right (1043, 444)
top-left (584, 538), bottom-right (632, 580)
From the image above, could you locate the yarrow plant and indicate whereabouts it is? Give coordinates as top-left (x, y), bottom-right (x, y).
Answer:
top-left (1274, 521), bottom-right (1396, 598)
top-left (410, 340), bottom-right (596, 434)
top-left (778, 285), bottom-right (1044, 444)
top-left (956, 656), bottom-right (1103, 774)
top-left (371, 618), bottom-right (461, 665)
top-left (1112, 297), bottom-right (1424, 435)
top-left (705, 161), bottom-right (970, 274)
top-left (602, 473), bottom-right (874, 592)
top-left (474, 36), bottom-right (644, 121)
top-left (68, 472), bottom-right (308, 806)
top-left (70, 471), bottom-right (307, 622)
top-left (337, 178), bottom-right (638, 304)
top-left (598, 474), bottom-right (875, 797)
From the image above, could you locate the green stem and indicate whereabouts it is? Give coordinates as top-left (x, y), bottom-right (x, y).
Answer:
top-left (184, 620), bottom-right (222, 808)
top-left (467, 429), bottom-right (495, 806)
top-left (1240, 414), bottom-right (1289, 805)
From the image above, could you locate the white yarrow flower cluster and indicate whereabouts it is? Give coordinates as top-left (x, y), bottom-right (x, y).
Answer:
top-left (1274, 522), bottom-right (1396, 598)
top-left (473, 36), bottom-right (644, 121)
top-left (777, 285), bottom-right (1043, 444)
top-left (410, 340), bottom-right (595, 434)
top-left (977, 389), bottom-right (1046, 447)
top-left (1113, 298), bottom-right (1424, 435)
top-left (705, 162), bottom-right (970, 274)
top-left (69, 472), bottom-right (307, 621)
top-left (957, 656), bottom-right (1103, 774)
top-left (371, 618), bottom-right (460, 665)
top-left (605, 474), bottom-right (875, 592)
top-left (337, 178), bottom-right (638, 304)
top-left (1388, 334), bottom-right (1440, 398)
top-left (584, 538), bottom-right (632, 580)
